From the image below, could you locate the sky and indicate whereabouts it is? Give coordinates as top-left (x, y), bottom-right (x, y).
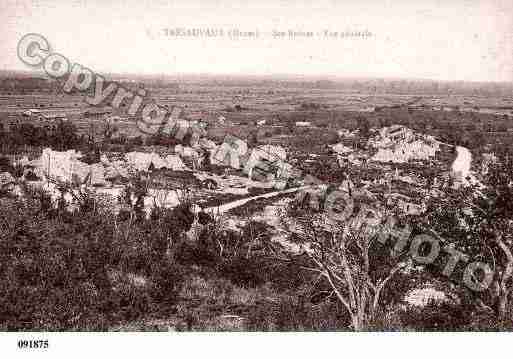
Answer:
top-left (1, 0), bottom-right (512, 82)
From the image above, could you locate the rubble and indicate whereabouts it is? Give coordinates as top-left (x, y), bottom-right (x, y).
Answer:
top-left (0, 172), bottom-right (15, 190)
top-left (295, 121), bottom-right (311, 127)
top-left (89, 163), bottom-right (108, 186)
top-left (125, 151), bottom-right (187, 171)
top-left (102, 157), bottom-right (130, 180)
top-left (405, 286), bottom-right (448, 307)
top-left (32, 148), bottom-right (85, 182)
top-left (368, 126), bottom-right (440, 163)
top-left (244, 145), bottom-right (287, 180)
top-left (371, 140), bottom-right (439, 163)
top-left (210, 139), bottom-right (247, 168)
top-left (175, 144), bottom-right (198, 159)
top-left (330, 143), bottom-right (354, 155)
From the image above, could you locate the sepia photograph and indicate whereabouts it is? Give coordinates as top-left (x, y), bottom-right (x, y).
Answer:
top-left (0, 0), bottom-right (512, 356)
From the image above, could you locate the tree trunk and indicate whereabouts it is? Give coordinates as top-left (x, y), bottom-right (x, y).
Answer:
top-left (351, 314), bottom-right (364, 331)
top-left (498, 291), bottom-right (509, 320)
top-left (495, 236), bottom-right (513, 320)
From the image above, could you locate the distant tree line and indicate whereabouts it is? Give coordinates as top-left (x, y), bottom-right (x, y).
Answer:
top-left (0, 120), bottom-right (84, 151)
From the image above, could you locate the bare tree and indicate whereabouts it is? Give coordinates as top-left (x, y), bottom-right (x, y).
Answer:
top-left (287, 213), bottom-right (411, 331)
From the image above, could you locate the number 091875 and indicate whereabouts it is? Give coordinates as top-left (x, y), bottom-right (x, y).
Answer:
top-left (17, 339), bottom-right (49, 349)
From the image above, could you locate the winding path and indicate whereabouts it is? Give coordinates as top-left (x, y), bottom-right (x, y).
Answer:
top-left (202, 185), bottom-right (309, 215)
top-left (451, 146), bottom-right (473, 185)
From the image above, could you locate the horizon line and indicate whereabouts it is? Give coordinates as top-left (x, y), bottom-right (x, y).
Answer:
top-left (1, 68), bottom-right (512, 86)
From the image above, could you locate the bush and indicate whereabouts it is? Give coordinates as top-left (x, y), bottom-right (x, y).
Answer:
top-left (0, 200), bottom-right (113, 330)
top-left (397, 300), bottom-right (470, 331)
top-left (0, 197), bottom-right (188, 330)
top-left (150, 260), bottom-right (184, 307)
top-left (246, 292), bottom-right (350, 331)
top-left (0, 156), bottom-right (12, 172)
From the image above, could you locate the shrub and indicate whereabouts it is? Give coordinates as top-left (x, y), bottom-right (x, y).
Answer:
top-left (0, 196), bottom-right (188, 330)
top-left (246, 292), bottom-right (350, 331)
top-left (397, 300), bottom-right (470, 331)
top-left (0, 156), bottom-right (12, 172)
top-left (150, 260), bottom-right (185, 307)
